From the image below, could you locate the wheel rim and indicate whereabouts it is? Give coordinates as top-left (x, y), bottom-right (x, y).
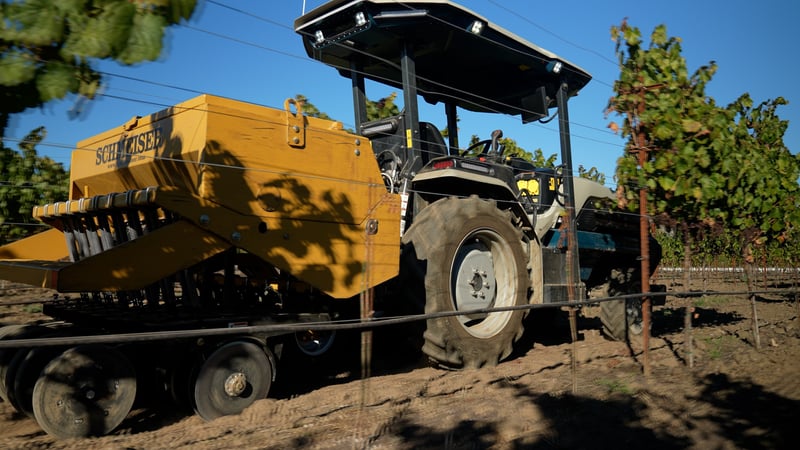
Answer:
top-left (193, 341), bottom-right (272, 421)
top-left (294, 329), bottom-right (336, 357)
top-left (32, 345), bottom-right (136, 439)
top-left (626, 299), bottom-right (644, 335)
top-left (450, 228), bottom-right (517, 339)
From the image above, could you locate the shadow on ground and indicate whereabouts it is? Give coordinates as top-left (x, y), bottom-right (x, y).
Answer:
top-left (278, 371), bottom-right (800, 449)
top-left (652, 305), bottom-right (742, 335)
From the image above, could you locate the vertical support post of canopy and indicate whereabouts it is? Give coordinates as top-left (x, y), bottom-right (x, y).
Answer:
top-left (556, 81), bottom-right (581, 295)
top-left (400, 42), bottom-right (421, 164)
top-left (351, 59), bottom-right (367, 131)
top-left (557, 81), bottom-right (582, 394)
top-left (398, 42), bottom-right (421, 236)
top-left (445, 102), bottom-right (459, 153)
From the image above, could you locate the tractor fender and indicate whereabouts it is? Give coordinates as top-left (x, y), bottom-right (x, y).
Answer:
top-left (570, 177), bottom-right (616, 214)
top-left (411, 167), bottom-right (534, 232)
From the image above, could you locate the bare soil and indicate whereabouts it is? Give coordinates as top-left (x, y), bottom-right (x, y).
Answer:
top-left (0, 278), bottom-right (799, 449)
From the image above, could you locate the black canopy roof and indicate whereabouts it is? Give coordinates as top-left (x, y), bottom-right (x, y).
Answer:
top-left (295, 0), bottom-right (591, 120)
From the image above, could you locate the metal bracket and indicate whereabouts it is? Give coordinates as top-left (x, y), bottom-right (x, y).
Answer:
top-left (284, 98), bottom-right (306, 148)
top-left (123, 116), bottom-right (141, 132)
top-left (366, 219), bottom-right (379, 235)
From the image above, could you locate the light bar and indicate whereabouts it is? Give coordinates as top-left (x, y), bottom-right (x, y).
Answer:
top-left (461, 162), bottom-right (491, 174)
top-left (361, 121), bottom-right (396, 137)
top-left (373, 9), bottom-right (428, 20)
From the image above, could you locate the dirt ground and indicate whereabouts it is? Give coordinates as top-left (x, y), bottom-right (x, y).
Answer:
top-left (0, 276), bottom-right (798, 450)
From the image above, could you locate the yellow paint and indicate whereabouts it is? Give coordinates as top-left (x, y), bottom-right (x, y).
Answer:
top-left (517, 178), bottom-right (540, 196)
top-left (0, 95), bottom-right (401, 298)
top-left (0, 229), bottom-right (67, 260)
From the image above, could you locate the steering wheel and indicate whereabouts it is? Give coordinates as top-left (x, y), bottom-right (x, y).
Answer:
top-left (459, 139), bottom-right (493, 157)
top-left (459, 129), bottom-right (505, 158)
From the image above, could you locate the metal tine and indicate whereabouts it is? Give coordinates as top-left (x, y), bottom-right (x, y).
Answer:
top-left (102, 291), bottom-right (115, 306)
top-left (69, 197), bottom-right (96, 258)
top-left (67, 215), bottom-right (90, 260)
top-left (160, 275), bottom-right (177, 307)
top-left (96, 213), bottom-right (115, 251)
top-left (142, 207), bottom-right (160, 235)
top-left (109, 208), bottom-right (133, 307)
top-left (126, 209), bottom-right (144, 240)
top-left (178, 269), bottom-right (200, 307)
top-left (163, 209), bottom-right (176, 224)
top-left (60, 217), bottom-right (80, 262)
top-left (145, 283), bottom-right (161, 308)
top-left (82, 215), bottom-right (103, 256)
top-left (111, 211), bottom-right (128, 245)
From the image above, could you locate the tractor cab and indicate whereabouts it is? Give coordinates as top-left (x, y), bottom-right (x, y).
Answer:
top-left (295, 0), bottom-right (592, 233)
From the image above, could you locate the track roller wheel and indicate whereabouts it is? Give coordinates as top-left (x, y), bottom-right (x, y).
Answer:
top-left (192, 340), bottom-right (273, 421)
top-left (32, 345), bottom-right (137, 439)
top-left (163, 346), bottom-right (201, 412)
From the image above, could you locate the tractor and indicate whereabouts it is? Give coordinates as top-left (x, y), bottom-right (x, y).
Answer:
top-left (0, 0), bottom-right (658, 439)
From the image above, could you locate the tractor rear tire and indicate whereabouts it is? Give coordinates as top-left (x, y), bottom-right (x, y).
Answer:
top-left (402, 197), bottom-right (529, 369)
top-left (599, 267), bottom-right (646, 341)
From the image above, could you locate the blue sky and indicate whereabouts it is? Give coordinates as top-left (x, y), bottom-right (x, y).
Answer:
top-left (6, 0), bottom-right (799, 187)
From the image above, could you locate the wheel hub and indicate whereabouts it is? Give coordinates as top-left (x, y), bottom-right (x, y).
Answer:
top-left (224, 372), bottom-right (247, 397)
top-left (448, 225), bottom-right (520, 340)
top-left (192, 341), bottom-right (272, 421)
top-left (453, 242), bottom-right (496, 312)
top-left (467, 271), bottom-right (488, 296)
top-left (31, 345), bottom-right (137, 439)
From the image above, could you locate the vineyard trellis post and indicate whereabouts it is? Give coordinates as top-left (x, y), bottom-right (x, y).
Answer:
top-left (637, 135), bottom-right (652, 378)
top-left (627, 79), bottom-right (661, 378)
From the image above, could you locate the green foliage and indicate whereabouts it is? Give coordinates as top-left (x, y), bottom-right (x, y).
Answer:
top-left (298, 92), bottom-right (400, 125)
top-left (655, 226), bottom-right (800, 269)
top-left (0, 0), bottom-right (197, 141)
top-left (700, 334), bottom-right (737, 359)
top-left (295, 94), bottom-right (331, 120)
top-left (578, 165), bottom-right (605, 184)
top-left (301, 92), bottom-right (608, 184)
top-left (607, 21), bottom-right (722, 219)
top-left (654, 230), bottom-right (682, 267)
top-left (607, 20), bottom-right (800, 265)
top-left (464, 134), bottom-right (607, 184)
top-left (654, 229), bottom-right (744, 267)
top-left (466, 134), bottom-right (555, 165)
top-left (0, 127), bottom-right (69, 243)
top-left (365, 92), bottom-right (400, 121)
top-left (595, 377), bottom-right (634, 395)
top-left (724, 95), bottom-right (800, 259)
top-left (501, 139), bottom-right (606, 184)
top-left (512, 144), bottom-right (557, 168)
top-left (23, 302), bottom-right (43, 314)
